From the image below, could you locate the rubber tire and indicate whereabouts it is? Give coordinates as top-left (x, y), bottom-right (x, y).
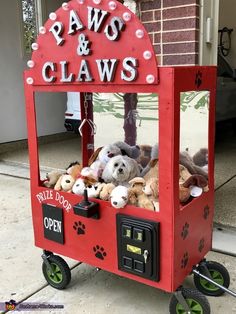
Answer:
top-left (194, 261), bottom-right (230, 296)
top-left (42, 255), bottom-right (71, 290)
top-left (169, 288), bottom-right (210, 314)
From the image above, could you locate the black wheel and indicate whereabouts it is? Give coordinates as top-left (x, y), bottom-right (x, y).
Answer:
top-left (169, 288), bottom-right (210, 314)
top-left (194, 261), bottom-right (230, 296)
top-left (42, 255), bottom-right (71, 289)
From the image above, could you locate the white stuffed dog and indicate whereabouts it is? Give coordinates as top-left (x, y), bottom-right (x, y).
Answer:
top-left (102, 155), bottom-right (140, 187)
top-left (110, 186), bottom-right (129, 209)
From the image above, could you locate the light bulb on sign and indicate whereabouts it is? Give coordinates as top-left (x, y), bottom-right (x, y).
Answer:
top-left (31, 43), bottom-right (39, 51)
top-left (39, 26), bottom-right (46, 34)
top-left (93, 0), bottom-right (101, 4)
top-left (136, 29), bottom-right (144, 39)
top-left (108, 1), bottom-right (117, 10)
top-left (62, 2), bottom-right (69, 10)
top-left (146, 75), bottom-right (155, 84)
top-left (123, 12), bottom-right (131, 22)
top-left (27, 60), bottom-right (35, 68)
top-left (49, 12), bottom-right (57, 21)
top-left (26, 77), bottom-right (34, 85)
top-left (143, 50), bottom-right (152, 60)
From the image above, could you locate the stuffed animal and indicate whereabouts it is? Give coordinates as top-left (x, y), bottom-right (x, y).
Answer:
top-left (143, 177), bottom-right (159, 211)
top-left (87, 182), bottom-right (104, 198)
top-left (128, 177), bottom-right (155, 211)
top-left (66, 161), bottom-right (82, 179)
top-left (99, 183), bottom-right (116, 201)
top-left (43, 170), bottom-right (64, 188)
top-left (72, 173), bottom-right (98, 195)
top-left (136, 144), bottom-right (152, 168)
top-left (141, 144), bottom-right (159, 177)
top-left (54, 174), bottom-right (75, 193)
top-left (72, 178), bottom-right (86, 195)
top-left (113, 141), bottom-right (140, 159)
top-left (110, 186), bottom-right (129, 209)
top-left (102, 155), bottom-right (141, 187)
top-left (88, 144), bottom-right (122, 179)
top-left (180, 150), bottom-right (208, 179)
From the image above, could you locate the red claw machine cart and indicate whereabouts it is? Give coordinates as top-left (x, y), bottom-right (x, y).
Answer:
top-left (24, 0), bottom-right (236, 313)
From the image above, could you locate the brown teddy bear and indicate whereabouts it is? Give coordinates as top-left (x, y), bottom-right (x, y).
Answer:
top-left (43, 170), bottom-right (64, 188)
top-left (99, 183), bottom-right (116, 201)
top-left (128, 177), bottom-right (155, 211)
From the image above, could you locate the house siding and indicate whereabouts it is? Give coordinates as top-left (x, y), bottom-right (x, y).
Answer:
top-left (139, 0), bottom-right (200, 65)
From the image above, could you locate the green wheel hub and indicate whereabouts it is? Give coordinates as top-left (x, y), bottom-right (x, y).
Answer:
top-left (199, 270), bottom-right (224, 292)
top-left (47, 263), bottom-right (63, 284)
top-left (176, 298), bottom-right (203, 314)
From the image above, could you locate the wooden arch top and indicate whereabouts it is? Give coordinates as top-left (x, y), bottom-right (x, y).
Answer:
top-left (25, 0), bottom-right (158, 87)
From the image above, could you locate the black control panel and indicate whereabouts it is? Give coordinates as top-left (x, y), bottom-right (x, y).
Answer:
top-left (116, 214), bottom-right (160, 282)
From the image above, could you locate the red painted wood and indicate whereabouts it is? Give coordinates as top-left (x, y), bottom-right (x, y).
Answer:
top-left (23, 0), bottom-right (217, 295)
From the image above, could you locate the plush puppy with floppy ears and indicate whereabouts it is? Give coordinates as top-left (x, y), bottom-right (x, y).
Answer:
top-left (102, 155), bottom-right (141, 187)
top-left (110, 186), bottom-right (129, 209)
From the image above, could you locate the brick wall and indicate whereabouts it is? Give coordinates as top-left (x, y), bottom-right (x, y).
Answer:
top-left (138, 0), bottom-right (200, 66)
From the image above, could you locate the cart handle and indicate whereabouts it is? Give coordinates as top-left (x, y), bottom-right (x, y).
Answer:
top-left (192, 268), bottom-right (236, 298)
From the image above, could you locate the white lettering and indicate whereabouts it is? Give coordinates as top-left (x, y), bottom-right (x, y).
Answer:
top-left (121, 57), bottom-right (138, 82)
top-left (42, 62), bottom-right (56, 82)
top-left (77, 60), bottom-right (93, 81)
top-left (49, 22), bottom-right (65, 46)
top-left (96, 59), bottom-right (118, 82)
top-left (87, 6), bottom-right (109, 32)
top-left (44, 217), bottom-right (62, 233)
top-left (60, 61), bottom-right (75, 82)
top-left (68, 10), bottom-right (85, 35)
top-left (104, 17), bottom-right (125, 41)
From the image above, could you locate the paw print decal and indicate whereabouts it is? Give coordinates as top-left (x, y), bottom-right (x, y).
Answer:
top-left (73, 221), bottom-right (86, 235)
top-left (93, 245), bottom-right (107, 260)
top-left (181, 223), bottom-right (189, 240)
top-left (181, 252), bottom-right (189, 269)
top-left (195, 70), bottom-right (202, 88)
top-left (199, 238), bottom-right (205, 252)
top-left (203, 205), bottom-right (210, 220)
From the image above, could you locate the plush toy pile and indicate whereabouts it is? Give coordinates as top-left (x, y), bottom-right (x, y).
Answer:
top-left (43, 142), bottom-right (208, 212)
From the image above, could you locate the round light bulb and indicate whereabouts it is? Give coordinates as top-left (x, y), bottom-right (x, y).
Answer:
top-left (26, 77), bottom-right (34, 85)
top-left (49, 12), bottom-right (57, 21)
top-left (62, 2), bottom-right (69, 10)
top-left (93, 0), bottom-right (101, 4)
top-left (108, 1), bottom-right (117, 10)
top-left (27, 60), bottom-right (35, 68)
top-left (136, 29), bottom-right (144, 39)
top-left (31, 43), bottom-right (39, 51)
top-left (39, 26), bottom-right (46, 34)
top-left (146, 75), bottom-right (155, 84)
top-left (143, 50), bottom-right (152, 60)
top-left (123, 12), bottom-right (131, 22)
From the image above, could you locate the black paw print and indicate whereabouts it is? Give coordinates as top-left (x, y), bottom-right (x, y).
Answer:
top-left (181, 223), bottom-right (189, 240)
top-left (181, 252), bottom-right (189, 269)
top-left (199, 238), bottom-right (205, 252)
top-left (203, 205), bottom-right (210, 219)
top-left (73, 221), bottom-right (86, 235)
top-left (195, 70), bottom-right (202, 88)
top-left (93, 245), bottom-right (107, 260)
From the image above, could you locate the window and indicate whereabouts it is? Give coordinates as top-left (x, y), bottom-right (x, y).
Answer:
top-left (20, 0), bottom-right (44, 55)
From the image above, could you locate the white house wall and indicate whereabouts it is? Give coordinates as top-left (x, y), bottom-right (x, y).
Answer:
top-left (0, 0), bottom-right (66, 144)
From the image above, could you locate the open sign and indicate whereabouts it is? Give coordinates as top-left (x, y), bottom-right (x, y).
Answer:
top-left (42, 204), bottom-right (64, 244)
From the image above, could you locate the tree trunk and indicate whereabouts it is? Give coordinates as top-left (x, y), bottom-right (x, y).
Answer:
top-left (123, 93), bottom-right (138, 146)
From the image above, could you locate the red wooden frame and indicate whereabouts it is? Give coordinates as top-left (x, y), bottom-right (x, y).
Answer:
top-left (24, 0), bottom-right (217, 293)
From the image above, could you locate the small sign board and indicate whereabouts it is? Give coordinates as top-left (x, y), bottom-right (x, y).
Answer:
top-left (42, 204), bottom-right (64, 244)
